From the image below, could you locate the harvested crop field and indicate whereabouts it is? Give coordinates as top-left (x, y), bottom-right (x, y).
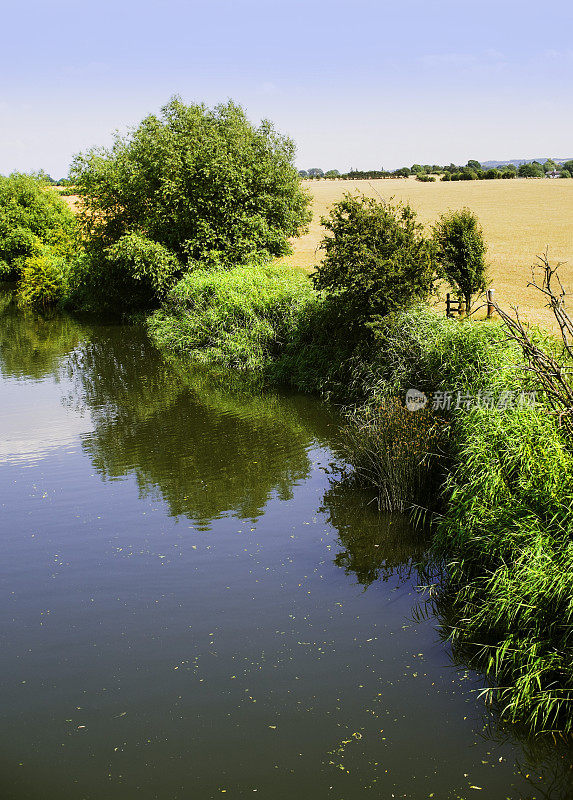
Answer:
top-left (284, 177), bottom-right (573, 329)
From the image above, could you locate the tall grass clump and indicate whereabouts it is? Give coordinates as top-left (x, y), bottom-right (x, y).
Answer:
top-left (148, 261), bottom-right (315, 371)
top-left (339, 400), bottom-right (450, 511)
top-left (306, 304), bottom-right (573, 733)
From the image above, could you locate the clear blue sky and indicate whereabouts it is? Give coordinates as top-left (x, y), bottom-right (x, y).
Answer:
top-left (1, 0), bottom-right (571, 177)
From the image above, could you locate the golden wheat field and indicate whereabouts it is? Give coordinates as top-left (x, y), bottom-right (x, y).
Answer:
top-left (283, 177), bottom-right (573, 329)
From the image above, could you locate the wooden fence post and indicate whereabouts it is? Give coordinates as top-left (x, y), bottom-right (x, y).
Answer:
top-left (486, 289), bottom-right (495, 319)
top-left (446, 293), bottom-right (452, 317)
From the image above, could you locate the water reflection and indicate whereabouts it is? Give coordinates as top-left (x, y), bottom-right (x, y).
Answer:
top-left (0, 288), bottom-right (84, 381)
top-left (320, 482), bottom-right (429, 586)
top-left (66, 327), bottom-right (339, 525)
top-left (2, 294), bottom-right (573, 798)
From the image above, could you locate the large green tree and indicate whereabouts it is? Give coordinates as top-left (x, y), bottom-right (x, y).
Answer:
top-left (518, 162), bottom-right (544, 178)
top-left (69, 98), bottom-right (311, 310)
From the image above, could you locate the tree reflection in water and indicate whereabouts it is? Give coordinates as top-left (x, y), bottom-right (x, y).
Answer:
top-left (65, 325), bottom-right (339, 526)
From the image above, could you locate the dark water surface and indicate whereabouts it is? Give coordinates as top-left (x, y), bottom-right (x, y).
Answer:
top-left (0, 295), bottom-right (569, 799)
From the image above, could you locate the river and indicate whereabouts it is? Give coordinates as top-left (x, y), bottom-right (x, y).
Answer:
top-left (0, 291), bottom-right (569, 799)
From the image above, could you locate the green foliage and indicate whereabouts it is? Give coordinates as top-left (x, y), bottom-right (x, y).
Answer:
top-left (432, 208), bottom-right (488, 312)
top-left (0, 173), bottom-right (77, 279)
top-left (416, 173), bottom-right (436, 182)
top-left (148, 261), bottom-right (314, 371)
top-left (18, 247), bottom-right (68, 309)
top-left (306, 302), bottom-right (572, 733)
top-left (70, 97), bottom-right (311, 273)
top-left (269, 295), bottom-right (372, 398)
top-left (560, 170), bottom-right (571, 179)
top-left (312, 194), bottom-right (436, 327)
top-left (66, 234), bottom-right (182, 315)
top-left (518, 162), bottom-right (544, 178)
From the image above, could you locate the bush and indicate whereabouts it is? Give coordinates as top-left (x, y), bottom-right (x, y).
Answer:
top-left (148, 261), bottom-right (315, 371)
top-left (70, 97), bottom-right (311, 274)
top-left (416, 174), bottom-right (436, 182)
top-left (18, 248), bottom-right (68, 309)
top-left (312, 194), bottom-right (435, 328)
top-left (433, 208), bottom-right (488, 313)
top-left (66, 234), bottom-right (182, 314)
top-left (0, 173), bottom-right (77, 280)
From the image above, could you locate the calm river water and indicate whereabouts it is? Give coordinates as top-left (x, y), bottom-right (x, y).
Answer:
top-left (0, 292), bottom-right (570, 800)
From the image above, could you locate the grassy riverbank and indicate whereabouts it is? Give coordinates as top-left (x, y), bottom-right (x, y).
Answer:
top-left (149, 268), bottom-right (573, 737)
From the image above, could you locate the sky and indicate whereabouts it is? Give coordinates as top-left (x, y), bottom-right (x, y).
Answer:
top-left (1, 0), bottom-right (572, 177)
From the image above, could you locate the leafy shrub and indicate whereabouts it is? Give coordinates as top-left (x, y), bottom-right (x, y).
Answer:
top-left (313, 194), bottom-right (435, 328)
top-left (67, 234), bottom-right (181, 313)
top-left (270, 295), bottom-right (373, 398)
top-left (416, 174), bottom-right (436, 182)
top-left (0, 173), bottom-right (77, 279)
top-left (273, 302), bottom-right (520, 406)
top-left (18, 248), bottom-right (68, 309)
top-left (148, 261), bottom-right (314, 371)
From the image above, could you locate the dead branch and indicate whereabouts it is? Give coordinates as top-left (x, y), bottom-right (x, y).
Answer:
top-left (491, 252), bottom-right (573, 436)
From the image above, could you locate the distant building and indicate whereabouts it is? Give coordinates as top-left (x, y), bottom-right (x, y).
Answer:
top-left (547, 170), bottom-right (560, 178)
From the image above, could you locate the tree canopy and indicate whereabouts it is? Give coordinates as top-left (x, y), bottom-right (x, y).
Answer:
top-left (313, 194), bottom-right (435, 325)
top-left (433, 208), bottom-right (488, 312)
top-left (70, 97), bottom-right (311, 269)
top-left (67, 97), bottom-right (312, 311)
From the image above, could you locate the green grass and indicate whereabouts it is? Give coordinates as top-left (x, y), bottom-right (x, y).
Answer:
top-left (434, 402), bottom-right (573, 735)
top-left (148, 261), bottom-right (315, 372)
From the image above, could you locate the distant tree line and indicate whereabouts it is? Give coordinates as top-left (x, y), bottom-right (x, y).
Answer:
top-left (299, 158), bottom-right (573, 181)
